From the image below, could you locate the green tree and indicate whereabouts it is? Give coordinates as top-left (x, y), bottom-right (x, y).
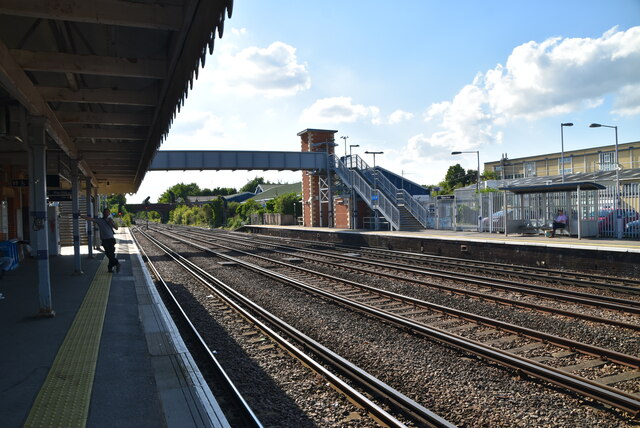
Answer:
top-left (235, 199), bottom-right (263, 220)
top-left (239, 177), bottom-right (266, 193)
top-left (440, 164), bottom-right (478, 194)
top-left (106, 194), bottom-right (127, 215)
top-left (158, 183), bottom-right (202, 204)
top-left (271, 192), bottom-right (301, 215)
top-left (481, 170), bottom-right (498, 180)
top-left (199, 187), bottom-right (236, 196)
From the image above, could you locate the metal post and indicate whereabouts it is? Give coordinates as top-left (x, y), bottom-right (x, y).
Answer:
top-left (326, 145), bottom-right (333, 228)
top-left (560, 123), bottom-right (573, 183)
top-left (27, 116), bottom-right (54, 316)
top-left (365, 151), bottom-right (383, 230)
top-left (71, 162), bottom-right (83, 274)
top-left (93, 188), bottom-right (100, 250)
top-left (589, 123), bottom-right (622, 239)
top-left (85, 178), bottom-right (94, 258)
top-left (614, 126), bottom-right (621, 239)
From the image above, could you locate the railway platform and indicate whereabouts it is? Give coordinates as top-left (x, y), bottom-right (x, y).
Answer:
top-left (242, 225), bottom-right (640, 278)
top-left (0, 228), bottom-right (228, 428)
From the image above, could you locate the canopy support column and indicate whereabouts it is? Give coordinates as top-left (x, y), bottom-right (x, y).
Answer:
top-left (85, 178), bottom-right (94, 258)
top-left (71, 162), bottom-right (83, 274)
top-left (27, 116), bottom-right (54, 316)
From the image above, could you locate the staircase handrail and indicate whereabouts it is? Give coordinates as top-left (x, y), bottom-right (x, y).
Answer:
top-left (332, 155), bottom-right (352, 186)
top-left (351, 171), bottom-right (400, 230)
top-left (351, 154), bottom-right (428, 228)
top-left (398, 188), bottom-right (428, 227)
top-left (332, 155), bottom-right (399, 230)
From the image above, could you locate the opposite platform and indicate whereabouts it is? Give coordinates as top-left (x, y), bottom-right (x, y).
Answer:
top-left (0, 228), bottom-right (227, 428)
top-left (243, 225), bottom-right (640, 278)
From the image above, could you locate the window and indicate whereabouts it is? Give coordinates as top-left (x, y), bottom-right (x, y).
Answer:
top-left (558, 157), bottom-right (572, 174)
top-left (524, 161), bottom-right (536, 177)
top-left (599, 151), bottom-right (616, 171)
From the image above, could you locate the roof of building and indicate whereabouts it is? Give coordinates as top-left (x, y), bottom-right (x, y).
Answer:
top-left (251, 182), bottom-right (301, 201)
top-left (185, 195), bottom-right (219, 203)
top-left (499, 182), bottom-right (606, 194)
top-left (223, 192), bottom-right (255, 203)
top-left (485, 141), bottom-right (639, 166)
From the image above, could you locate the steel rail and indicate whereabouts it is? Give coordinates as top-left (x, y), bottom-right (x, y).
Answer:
top-left (130, 229), bottom-right (263, 428)
top-left (156, 228), bottom-right (640, 367)
top-left (152, 228), bottom-right (640, 416)
top-left (198, 229), bottom-right (640, 313)
top-left (223, 228), bottom-right (640, 293)
top-left (137, 228), bottom-right (455, 428)
top-left (169, 227), bottom-right (640, 330)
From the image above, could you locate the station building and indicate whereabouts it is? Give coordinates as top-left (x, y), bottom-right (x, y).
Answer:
top-left (484, 141), bottom-right (640, 180)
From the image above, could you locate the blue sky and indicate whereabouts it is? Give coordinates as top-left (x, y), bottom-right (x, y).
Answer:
top-left (131, 0), bottom-right (640, 203)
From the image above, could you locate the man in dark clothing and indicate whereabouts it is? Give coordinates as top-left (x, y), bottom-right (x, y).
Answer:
top-left (81, 208), bottom-right (120, 272)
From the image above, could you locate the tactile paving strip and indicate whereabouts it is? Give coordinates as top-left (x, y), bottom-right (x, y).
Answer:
top-left (24, 257), bottom-right (111, 428)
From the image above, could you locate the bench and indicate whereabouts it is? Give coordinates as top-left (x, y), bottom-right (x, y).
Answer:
top-left (518, 222), bottom-right (569, 237)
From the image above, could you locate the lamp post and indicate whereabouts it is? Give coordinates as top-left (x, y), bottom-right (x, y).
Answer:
top-left (452, 150), bottom-right (481, 231)
top-left (590, 123), bottom-right (622, 239)
top-left (560, 123), bottom-right (573, 183)
top-left (347, 144), bottom-right (360, 228)
top-left (365, 150), bottom-right (383, 230)
top-left (341, 135), bottom-right (349, 157)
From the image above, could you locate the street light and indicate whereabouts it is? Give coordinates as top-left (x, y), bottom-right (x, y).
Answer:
top-left (560, 123), bottom-right (573, 183)
top-left (590, 123), bottom-right (622, 239)
top-left (365, 151), bottom-right (383, 230)
top-left (451, 151), bottom-right (480, 194)
top-left (452, 150), bottom-right (481, 231)
top-left (341, 135), bottom-right (349, 157)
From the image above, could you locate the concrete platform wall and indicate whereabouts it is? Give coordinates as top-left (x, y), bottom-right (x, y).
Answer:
top-left (241, 226), bottom-right (640, 279)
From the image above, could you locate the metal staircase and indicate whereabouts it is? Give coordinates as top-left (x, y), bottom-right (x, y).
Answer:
top-left (331, 155), bottom-right (399, 230)
top-left (331, 155), bottom-right (428, 231)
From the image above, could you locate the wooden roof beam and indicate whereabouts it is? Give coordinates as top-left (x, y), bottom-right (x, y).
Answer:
top-left (11, 50), bottom-right (166, 79)
top-left (0, 38), bottom-right (97, 186)
top-left (57, 111), bottom-right (153, 126)
top-left (0, 0), bottom-right (183, 31)
top-left (68, 127), bottom-right (148, 140)
top-left (39, 86), bottom-right (157, 106)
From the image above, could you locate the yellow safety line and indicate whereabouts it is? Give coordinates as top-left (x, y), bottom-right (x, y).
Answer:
top-left (24, 257), bottom-right (112, 428)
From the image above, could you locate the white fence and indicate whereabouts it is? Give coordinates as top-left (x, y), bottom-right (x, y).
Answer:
top-left (435, 184), bottom-right (640, 239)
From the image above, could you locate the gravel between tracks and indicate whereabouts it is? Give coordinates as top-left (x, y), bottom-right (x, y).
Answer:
top-left (136, 228), bottom-right (638, 427)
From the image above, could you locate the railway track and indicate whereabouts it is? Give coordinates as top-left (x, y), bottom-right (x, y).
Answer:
top-left (135, 227), bottom-right (455, 427)
top-left (146, 226), bottom-right (640, 417)
top-left (164, 226), bottom-right (640, 330)
top-left (227, 229), bottom-right (640, 294)
top-left (130, 229), bottom-right (263, 427)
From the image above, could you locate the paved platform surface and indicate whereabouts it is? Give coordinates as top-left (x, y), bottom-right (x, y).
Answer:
top-left (248, 225), bottom-right (640, 253)
top-left (0, 228), bottom-right (227, 428)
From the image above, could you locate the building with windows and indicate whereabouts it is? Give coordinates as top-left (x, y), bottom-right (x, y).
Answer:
top-left (484, 141), bottom-right (639, 180)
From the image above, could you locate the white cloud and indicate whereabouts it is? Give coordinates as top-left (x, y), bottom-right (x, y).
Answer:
top-left (612, 83), bottom-right (640, 116)
top-left (208, 41), bottom-right (311, 97)
top-left (388, 109), bottom-right (414, 124)
top-left (300, 97), bottom-right (381, 124)
top-left (410, 26), bottom-right (640, 155)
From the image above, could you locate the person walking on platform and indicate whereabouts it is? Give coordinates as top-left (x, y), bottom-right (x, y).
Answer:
top-left (81, 208), bottom-right (120, 273)
top-left (550, 209), bottom-right (567, 237)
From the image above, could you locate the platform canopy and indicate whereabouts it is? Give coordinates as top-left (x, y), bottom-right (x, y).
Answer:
top-left (0, 0), bottom-right (233, 193)
top-left (499, 181), bottom-right (606, 194)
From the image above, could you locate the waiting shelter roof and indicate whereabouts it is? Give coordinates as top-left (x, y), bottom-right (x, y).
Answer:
top-left (499, 182), bottom-right (606, 194)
